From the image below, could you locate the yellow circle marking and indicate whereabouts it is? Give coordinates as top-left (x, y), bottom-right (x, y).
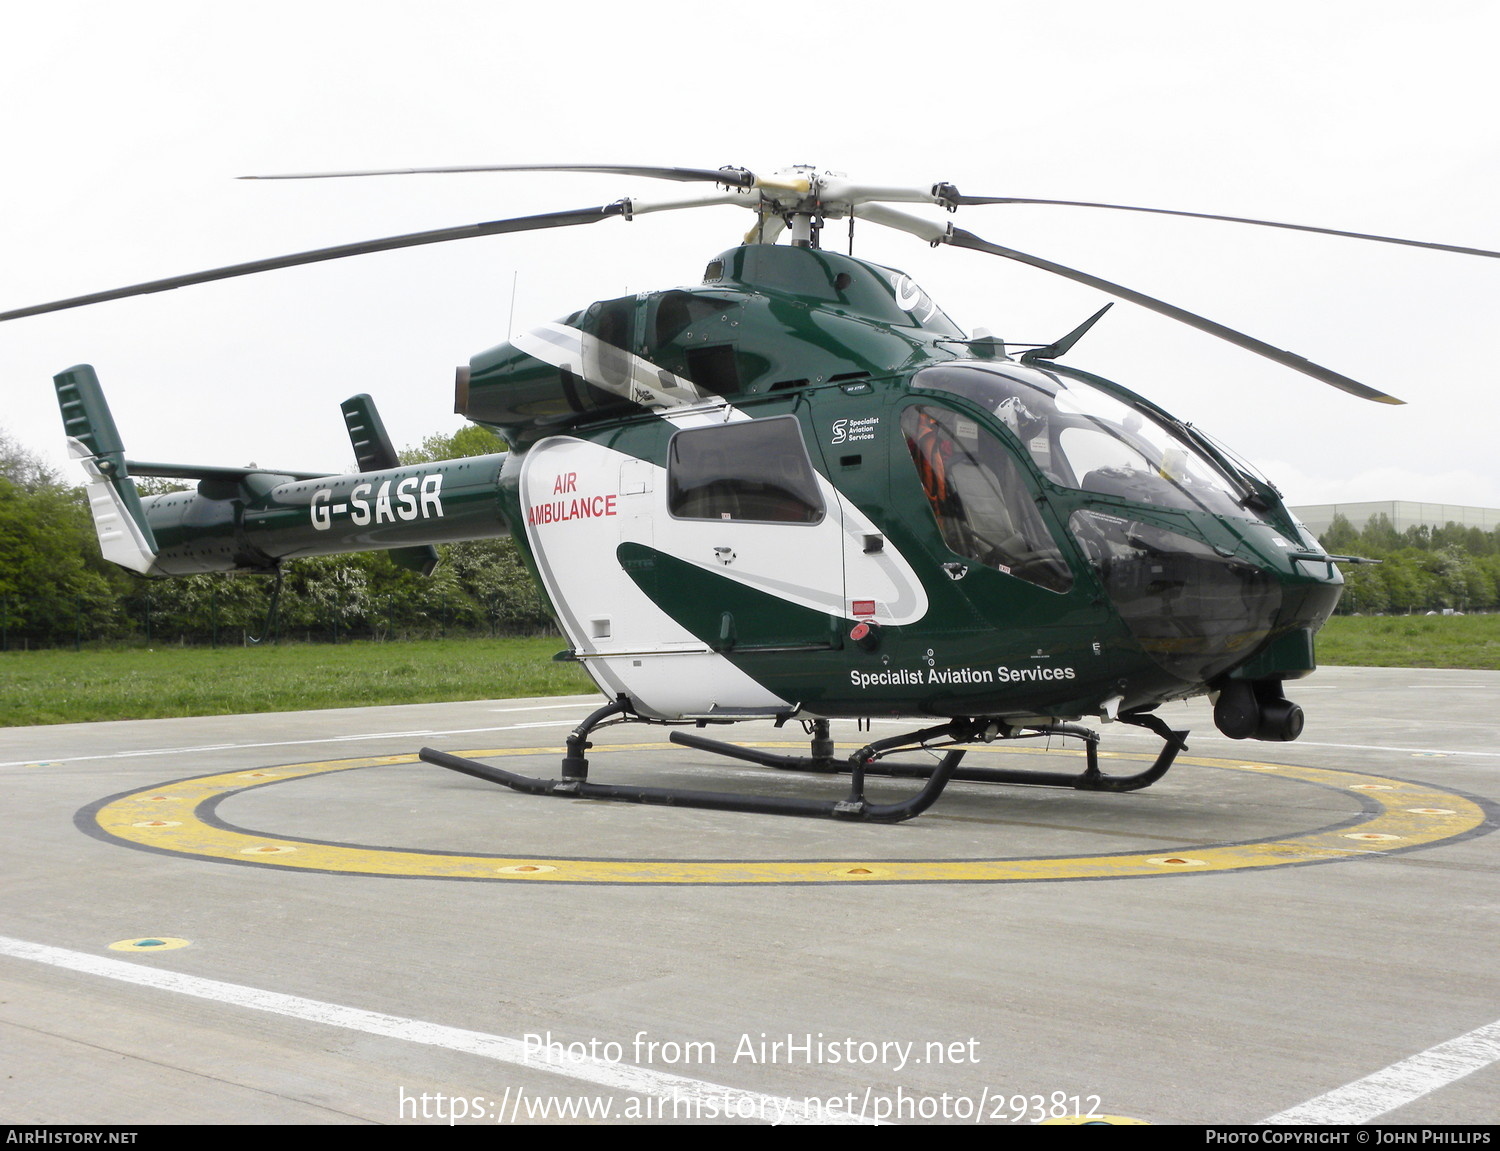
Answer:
top-left (85, 744), bottom-right (1488, 885)
top-left (108, 937), bottom-right (191, 951)
top-left (829, 866), bottom-right (893, 879)
top-left (1041, 1115), bottom-right (1149, 1125)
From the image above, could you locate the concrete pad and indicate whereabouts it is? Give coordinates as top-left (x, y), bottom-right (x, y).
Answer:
top-left (1, 670), bottom-right (1495, 1125)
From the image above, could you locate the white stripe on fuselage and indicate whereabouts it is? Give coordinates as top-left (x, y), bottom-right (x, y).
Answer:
top-left (513, 322), bottom-right (706, 410)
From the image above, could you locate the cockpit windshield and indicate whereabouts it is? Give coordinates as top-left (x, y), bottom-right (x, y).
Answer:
top-left (911, 362), bottom-right (1257, 520)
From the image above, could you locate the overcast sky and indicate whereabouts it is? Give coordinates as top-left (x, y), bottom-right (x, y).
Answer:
top-left (4, 0), bottom-right (1497, 511)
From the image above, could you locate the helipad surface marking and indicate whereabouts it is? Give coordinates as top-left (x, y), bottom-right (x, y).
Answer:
top-left (1264, 1015), bottom-right (1500, 1124)
top-left (80, 744), bottom-right (1488, 885)
top-left (0, 934), bottom-right (867, 1126)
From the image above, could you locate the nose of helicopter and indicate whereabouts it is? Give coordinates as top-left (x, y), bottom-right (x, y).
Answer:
top-left (1246, 541), bottom-right (1346, 675)
top-left (1200, 530), bottom-right (1348, 741)
top-left (1069, 508), bottom-right (1343, 707)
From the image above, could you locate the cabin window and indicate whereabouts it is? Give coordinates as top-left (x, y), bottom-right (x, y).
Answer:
top-left (668, 417), bottom-right (825, 524)
top-left (912, 361), bottom-right (1253, 520)
top-left (902, 404), bottom-right (1073, 593)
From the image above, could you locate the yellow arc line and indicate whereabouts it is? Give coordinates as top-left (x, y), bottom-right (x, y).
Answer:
top-left (87, 744), bottom-right (1487, 885)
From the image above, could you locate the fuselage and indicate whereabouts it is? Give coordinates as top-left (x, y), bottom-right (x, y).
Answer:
top-left (464, 244), bottom-right (1343, 723)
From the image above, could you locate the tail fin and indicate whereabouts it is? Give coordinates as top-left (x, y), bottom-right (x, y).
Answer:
top-left (54, 365), bottom-right (159, 574)
top-left (341, 393), bottom-right (439, 576)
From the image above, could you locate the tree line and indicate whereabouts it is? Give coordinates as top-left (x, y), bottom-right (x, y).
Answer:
top-left (0, 424), bottom-right (554, 648)
top-left (1319, 513), bottom-right (1500, 614)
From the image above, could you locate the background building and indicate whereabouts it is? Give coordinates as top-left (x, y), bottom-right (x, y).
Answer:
top-left (1290, 501), bottom-right (1500, 536)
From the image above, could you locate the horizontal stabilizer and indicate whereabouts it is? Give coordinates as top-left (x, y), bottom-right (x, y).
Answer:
top-left (123, 461), bottom-right (331, 482)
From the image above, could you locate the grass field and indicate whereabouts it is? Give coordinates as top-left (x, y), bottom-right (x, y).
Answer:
top-left (1315, 612), bottom-right (1500, 671)
top-left (0, 637), bottom-right (595, 727)
top-left (0, 616), bottom-right (1494, 727)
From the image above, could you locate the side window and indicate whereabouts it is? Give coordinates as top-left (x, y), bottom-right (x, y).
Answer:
top-left (902, 405), bottom-right (1073, 593)
top-left (668, 417), bottom-right (825, 524)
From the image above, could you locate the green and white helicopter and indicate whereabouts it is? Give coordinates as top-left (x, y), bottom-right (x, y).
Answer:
top-left (9, 164), bottom-right (1493, 821)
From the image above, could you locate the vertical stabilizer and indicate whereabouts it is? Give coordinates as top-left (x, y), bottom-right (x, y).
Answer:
top-left (341, 393), bottom-right (401, 472)
top-left (340, 393), bottom-right (439, 576)
top-left (55, 365), bottom-right (159, 574)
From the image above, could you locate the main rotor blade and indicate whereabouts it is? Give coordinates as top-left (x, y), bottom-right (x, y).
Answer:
top-left (243, 163), bottom-right (758, 188)
top-left (852, 204), bottom-right (1403, 404)
top-left (948, 194), bottom-right (1500, 260)
top-left (0, 203), bottom-right (626, 322)
top-left (945, 226), bottom-right (1404, 404)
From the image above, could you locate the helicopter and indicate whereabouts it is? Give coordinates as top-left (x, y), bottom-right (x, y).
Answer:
top-left (8, 163), bottom-right (1496, 822)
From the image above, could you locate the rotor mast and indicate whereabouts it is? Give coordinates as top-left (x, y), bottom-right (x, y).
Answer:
top-left (751, 165), bottom-right (825, 248)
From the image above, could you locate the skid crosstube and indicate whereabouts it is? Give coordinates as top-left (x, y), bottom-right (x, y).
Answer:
top-left (419, 699), bottom-right (1188, 822)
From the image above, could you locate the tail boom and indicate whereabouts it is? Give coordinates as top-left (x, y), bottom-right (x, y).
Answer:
top-left (57, 364), bottom-right (510, 577)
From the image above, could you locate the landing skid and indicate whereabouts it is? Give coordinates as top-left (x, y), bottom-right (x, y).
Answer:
top-left (419, 699), bottom-right (1188, 823)
top-left (672, 713), bottom-right (1187, 794)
